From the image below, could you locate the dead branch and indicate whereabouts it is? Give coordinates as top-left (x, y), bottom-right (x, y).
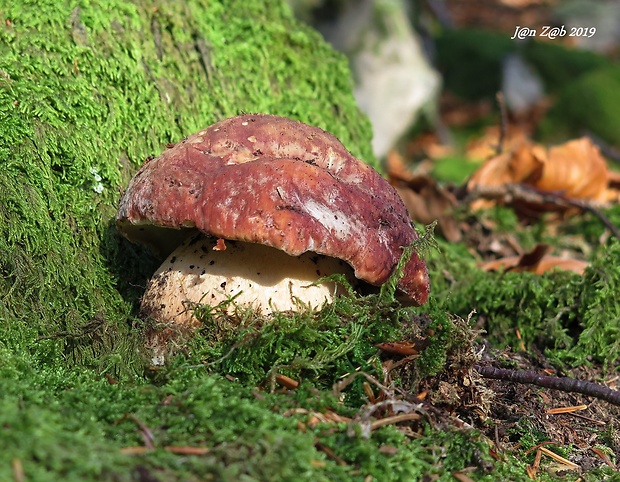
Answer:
top-left (475, 365), bottom-right (620, 407)
top-left (464, 183), bottom-right (620, 240)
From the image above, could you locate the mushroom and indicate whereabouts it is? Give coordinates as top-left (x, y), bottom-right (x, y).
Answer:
top-left (116, 114), bottom-right (430, 362)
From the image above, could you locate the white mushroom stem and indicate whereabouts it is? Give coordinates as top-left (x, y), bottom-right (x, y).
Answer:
top-left (140, 234), bottom-right (357, 364)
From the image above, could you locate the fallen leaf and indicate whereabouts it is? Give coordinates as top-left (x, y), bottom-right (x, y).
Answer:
top-left (376, 341), bottom-right (419, 356)
top-left (468, 137), bottom-right (618, 208)
top-left (480, 244), bottom-right (589, 275)
top-left (532, 138), bottom-right (609, 202)
top-left (466, 125), bottom-right (532, 162)
top-left (387, 152), bottom-right (461, 241)
top-left (468, 142), bottom-right (541, 194)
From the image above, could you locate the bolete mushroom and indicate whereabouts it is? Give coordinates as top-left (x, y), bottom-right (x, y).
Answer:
top-left (116, 114), bottom-right (429, 362)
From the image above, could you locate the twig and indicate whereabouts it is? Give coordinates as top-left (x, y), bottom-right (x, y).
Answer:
top-left (370, 412), bottom-right (421, 430)
top-left (495, 91), bottom-right (507, 155)
top-left (116, 414), bottom-right (156, 449)
top-left (475, 365), bottom-right (620, 406)
top-left (465, 183), bottom-right (620, 240)
top-left (561, 195), bottom-right (620, 240)
top-left (314, 441), bottom-right (347, 466)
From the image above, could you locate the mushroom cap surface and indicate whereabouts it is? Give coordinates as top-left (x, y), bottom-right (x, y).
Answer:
top-left (116, 114), bottom-right (429, 305)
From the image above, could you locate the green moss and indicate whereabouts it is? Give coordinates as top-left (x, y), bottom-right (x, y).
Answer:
top-left (562, 205), bottom-right (620, 245)
top-left (428, 234), bottom-right (620, 369)
top-left (178, 275), bottom-right (411, 402)
top-left (523, 40), bottom-right (609, 93)
top-left (567, 240), bottom-right (620, 368)
top-left (431, 156), bottom-right (480, 184)
top-left (410, 305), bottom-right (456, 378)
top-left (0, 346), bottom-right (327, 481)
top-left (0, 345), bottom-right (518, 481)
top-left (539, 66), bottom-right (620, 147)
top-left (435, 28), bottom-right (514, 100)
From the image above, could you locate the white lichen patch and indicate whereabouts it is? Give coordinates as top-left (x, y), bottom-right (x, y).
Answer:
top-left (90, 167), bottom-right (104, 193)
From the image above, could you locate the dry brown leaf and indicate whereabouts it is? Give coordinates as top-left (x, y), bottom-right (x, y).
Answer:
top-left (533, 138), bottom-right (609, 201)
top-left (531, 257), bottom-right (589, 275)
top-left (607, 171), bottom-right (620, 204)
top-left (393, 181), bottom-right (461, 242)
top-left (468, 137), bottom-right (617, 207)
top-left (386, 150), bottom-right (417, 183)
top-left (387, 152), bottom-right (461, 241)
top-left (466, 125), bottom-right (532, 162)
top-left (468, 141), bottom-right (542, 190)
top-left (376, 341), bottom-right (419, 356)
top-left (467, 140), bottom-right (543, 210)
top-left (608, 170), bottom-right (620, 190)
top-left (480, 243), bottom-right (589, 275)
top-left (440, 92), bottom-right (494, 127)
top-left (399, 133), bottom-right (454, 161)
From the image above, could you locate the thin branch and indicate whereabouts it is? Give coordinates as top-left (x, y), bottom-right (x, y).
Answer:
top-left (495, 91), bottom-right (507, 155)
top-left (465, 183), bottom-right (620, 240)
top-left (561, 195), bottom-right (620, 240)
top-left (475, 365), bottom-right (620, 406)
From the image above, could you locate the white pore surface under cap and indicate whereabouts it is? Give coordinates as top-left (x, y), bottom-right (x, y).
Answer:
top-left (140, 234), bottom-right (357, 329)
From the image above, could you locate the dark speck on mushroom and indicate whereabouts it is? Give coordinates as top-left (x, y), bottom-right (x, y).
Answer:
top-left (220, 281), bottom-right (227, 289)
top-left (209, 260), bottom-right (215, 265)
top-left (170, 256), bottom-right (177, 263)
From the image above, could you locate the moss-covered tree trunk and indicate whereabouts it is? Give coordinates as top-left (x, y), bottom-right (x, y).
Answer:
top-left (0, 0), bottom-right (375, 370)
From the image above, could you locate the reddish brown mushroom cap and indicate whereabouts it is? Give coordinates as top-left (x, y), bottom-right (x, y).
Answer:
top-left (116, 114), bottom-right (430, 305)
